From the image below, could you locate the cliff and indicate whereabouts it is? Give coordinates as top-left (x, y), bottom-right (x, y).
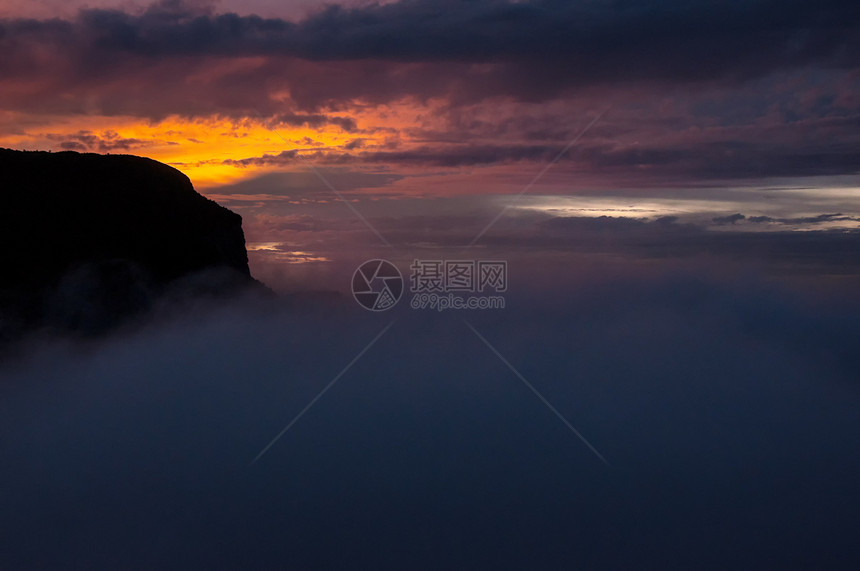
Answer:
top-left (0, 148), bottom-right (260, 340)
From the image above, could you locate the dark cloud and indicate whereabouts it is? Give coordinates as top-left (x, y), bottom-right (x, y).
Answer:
top-left (748, 212), bottom-right (860, 225)
top-left (580, 133), bottom-right (860, 180)
top-left (712, 213), bottom-right (746, 225)
top-left (541, 214), bottom-right (650, 232)
top-left (654, 215), bottom-right (679, 226)
top-left (223, 150), bottom-right (299, 167)
top-left (6, 0), bottom-right (857, 71)
top-left (221, 133), bottom-right (860, 179)
top-left (1, 0), bottom-right (858, 112)
top-left (273, 112), bottom-right (358, 132)
top-left (208, 170), bottom-right (404, 197)
top-left (343, 138), bottom-right (366, 150)
top-left (221, 144), bottom-right (563, 168)
top-left (44, 130), bottom-right (163, 152)
top-left (530, 215), bottom-right (860, 277)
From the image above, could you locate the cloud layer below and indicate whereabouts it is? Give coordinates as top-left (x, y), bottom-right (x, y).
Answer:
top-left (2, 269), bottom-right (859, 568)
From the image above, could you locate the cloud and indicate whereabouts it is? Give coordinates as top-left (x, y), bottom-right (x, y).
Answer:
top-left (216, 132), bottom-right (860, 180)
top-left (44, 130), bottom-right (166, 152)
top-left (343, 138), bottom-right (366, 150)
top-left (272, 112), bottom-right (358, 132)
top-left (8, 0), bottom-right (857, 72)
top-left (1, 0), bottom-right (858, 114)
top-left (1, 266), bottom-right (860, 568)
top-left (0, 1), bottom-right (857, 186)
top-left (712, 213), bottom-right (746, 225)
top-left (747, 212), bottom-right (860, 225)
top-left (207, 170), bottom-right (404, 197)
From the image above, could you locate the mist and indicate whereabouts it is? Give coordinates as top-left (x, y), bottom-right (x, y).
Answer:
top-left (1, 266), bottom-right (859, 569)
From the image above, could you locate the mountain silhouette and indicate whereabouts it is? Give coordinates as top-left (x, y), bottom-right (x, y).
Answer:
top-left (0, 148), bottom-right (262, 341)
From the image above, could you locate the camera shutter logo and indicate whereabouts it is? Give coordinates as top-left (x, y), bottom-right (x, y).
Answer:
top-left (352, 259), bottom-right (403, 311)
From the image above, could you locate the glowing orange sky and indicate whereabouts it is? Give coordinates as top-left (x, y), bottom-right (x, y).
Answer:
top-left (0, 99), bottom-right (439, 189)
top-left (0, 114), bottom-right (359, 187)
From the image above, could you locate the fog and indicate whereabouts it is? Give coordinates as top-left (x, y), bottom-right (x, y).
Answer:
top-left (1, 267), bottom-right (859, 569)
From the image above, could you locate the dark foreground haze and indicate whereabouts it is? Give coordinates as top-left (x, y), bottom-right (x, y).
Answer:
top-left (2, 266), bottom-right (859, 570)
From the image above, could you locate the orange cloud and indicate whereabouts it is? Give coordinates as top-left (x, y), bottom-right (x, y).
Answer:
top-left (0, 95), bottom-right (470, 198)
top-left (0, 112), bottom-right (385, 187)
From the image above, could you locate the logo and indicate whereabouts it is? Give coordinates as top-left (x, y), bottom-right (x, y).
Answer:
top-left (352, 259), bottom-right (404, 311)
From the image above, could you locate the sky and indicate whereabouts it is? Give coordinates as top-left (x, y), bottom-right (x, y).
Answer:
top-left (1, 0), bottom-right (859, 291)
top-left (3, 2), bottom-right (860, 568)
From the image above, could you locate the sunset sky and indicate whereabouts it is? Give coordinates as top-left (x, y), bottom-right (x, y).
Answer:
top-left (2, 0), bottom-right (859, 289)
top-left (4, 3), bottom-right (860, 567)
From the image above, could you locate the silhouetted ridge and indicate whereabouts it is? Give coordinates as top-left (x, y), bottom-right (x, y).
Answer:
top-left (0, 148), bottom-right (260, 340)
